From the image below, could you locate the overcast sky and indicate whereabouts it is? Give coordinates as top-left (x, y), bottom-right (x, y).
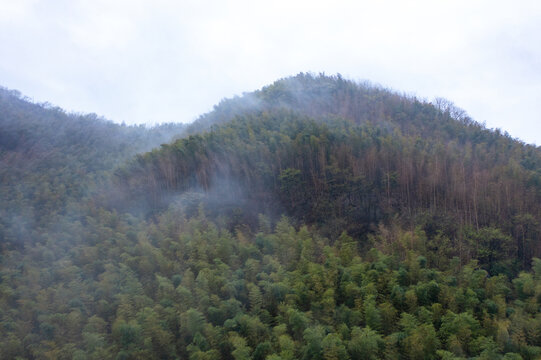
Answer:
top-left (1, 0), bottom-right (540, 144)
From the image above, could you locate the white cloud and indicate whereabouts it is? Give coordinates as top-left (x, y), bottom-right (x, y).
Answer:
top-left (0, 0), bottom-right (540, 143)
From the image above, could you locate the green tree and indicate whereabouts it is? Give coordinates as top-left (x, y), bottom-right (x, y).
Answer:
top-left (321, 333), bottom-right (348, 360)
top-left (403, 323), bottom-right (439, 360)
top-left (348, 326), bottom-right (382, 360)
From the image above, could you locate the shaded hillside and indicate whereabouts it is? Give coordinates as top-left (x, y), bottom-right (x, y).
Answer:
top-left (0, 87), bottom-right (185, 248)
top-left (0, 87), bottom-right (186, 173)
top-left (120, 74), bottom-right (541, 271)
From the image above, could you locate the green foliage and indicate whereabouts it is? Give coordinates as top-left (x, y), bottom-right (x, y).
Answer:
top-left (403, 323), bottom-right (440, 360)
top-left (3, 75), bottom-right (541, 359)
top-left (348, 326), bottom-right (383, 360)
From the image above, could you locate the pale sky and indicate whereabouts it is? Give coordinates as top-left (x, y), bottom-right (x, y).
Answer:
top-left (1, 0), bottom-right (540, 144)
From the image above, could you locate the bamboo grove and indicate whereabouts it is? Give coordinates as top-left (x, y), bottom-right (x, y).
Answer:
top-left (2, 74), bottom-right (541, 359)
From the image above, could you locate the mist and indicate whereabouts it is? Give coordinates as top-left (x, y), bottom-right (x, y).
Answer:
top-left (2, 1), bottom-right (541, 144)
top-left (4, 73), bottom-right (541, 359)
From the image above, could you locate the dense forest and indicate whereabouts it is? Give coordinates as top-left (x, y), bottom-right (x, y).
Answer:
top-left (1, 74), bottom-right (541, 359)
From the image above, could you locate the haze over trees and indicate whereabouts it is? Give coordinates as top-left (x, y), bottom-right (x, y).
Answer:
top-left (1, 74), bottom-right (541, 359)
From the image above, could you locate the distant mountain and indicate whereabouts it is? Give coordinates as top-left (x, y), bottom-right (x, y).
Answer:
top-left (0, 86), bottom-right (186, 171)
top-left (0, 86), bottom-right (185, 248)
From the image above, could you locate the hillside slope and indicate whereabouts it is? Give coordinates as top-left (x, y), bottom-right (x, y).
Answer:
top-left (121, 73), bottom-right (541, 271)
top-left (2, 76), bottom-right (541, 359)
top-left (0, 86), bottom-right (185, 249)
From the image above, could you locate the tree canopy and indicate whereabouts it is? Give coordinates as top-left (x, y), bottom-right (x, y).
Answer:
top-left (2, 74), bottom-right (541, 359)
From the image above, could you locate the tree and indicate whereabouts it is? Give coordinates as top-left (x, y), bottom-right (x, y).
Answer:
top-left (321, 333), bottom-right (348, 360)
top-left (403, 323), bottom-right (439, 360)
top-left (348, 326), bottom-right (382, 360)
top-left (467, 227), bottom-right (515, 274)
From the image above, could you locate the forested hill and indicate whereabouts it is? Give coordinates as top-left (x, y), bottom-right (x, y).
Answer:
top-left (0, 87), bottom-right (186, 172)
top-left (0, 86), bottom-right (185, 248)
top-left (2, 76), bottom-right (541, 359)
top-left (121, 73), bottom-right (541, 272)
